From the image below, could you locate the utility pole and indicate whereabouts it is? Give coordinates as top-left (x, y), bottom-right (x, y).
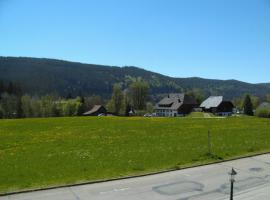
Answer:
top-left (208, 130), bottom-right (212, 156)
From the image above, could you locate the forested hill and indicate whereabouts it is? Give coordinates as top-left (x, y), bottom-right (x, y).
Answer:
top-left (0, 56), bottom-right (269, 100)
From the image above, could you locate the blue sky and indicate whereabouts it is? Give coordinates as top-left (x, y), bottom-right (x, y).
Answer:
top-left (0, 0), bottom-right (270, 83)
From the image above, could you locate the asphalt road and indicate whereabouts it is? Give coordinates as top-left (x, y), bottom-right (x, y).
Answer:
top-left (2, 154), bottom-right (270, 200)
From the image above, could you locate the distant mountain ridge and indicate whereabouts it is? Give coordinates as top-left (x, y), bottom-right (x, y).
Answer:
top-left (0, 56), bottom-right (269, 100)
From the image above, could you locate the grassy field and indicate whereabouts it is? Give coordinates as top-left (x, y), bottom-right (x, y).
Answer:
top-left (187, 112), bottom-right (216, 118)
top-left (0, 116), bottom-right (270, 193)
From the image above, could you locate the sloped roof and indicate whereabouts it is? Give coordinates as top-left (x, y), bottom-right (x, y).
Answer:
top-left (156, 93), bottom-right (196, 110)
top-left (200, 96), bottom-right (223, 109)
top-left (83, 105), bottom-right (106, 115)
top-left (257, 102), bottom-right (270, 109)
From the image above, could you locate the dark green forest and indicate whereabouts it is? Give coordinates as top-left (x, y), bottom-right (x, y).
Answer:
top-left (1, 56), bottom-right (270, 101)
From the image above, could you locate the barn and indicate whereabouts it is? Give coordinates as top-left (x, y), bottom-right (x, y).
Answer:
top-left (83, 105), bottom-right (107, 116)
top-left (200, 96), bottom-right (234, 116)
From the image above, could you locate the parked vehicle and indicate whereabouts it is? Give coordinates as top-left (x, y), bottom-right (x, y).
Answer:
top-left (143, 113), bottom-right (152, 117)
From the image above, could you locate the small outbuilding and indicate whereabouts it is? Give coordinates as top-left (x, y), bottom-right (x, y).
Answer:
top-left (83, 105), bottom-right (107, 116)
top-left (257, 102), bottom-right (270, 110)
top-left (200, 96), bottom-right (234, 116)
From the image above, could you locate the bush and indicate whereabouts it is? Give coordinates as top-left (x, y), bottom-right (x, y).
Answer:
top-left (255, 108), bottom-right (270, 118)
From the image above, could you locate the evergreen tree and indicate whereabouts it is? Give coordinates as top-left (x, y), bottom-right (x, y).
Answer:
top-left (7, 82), bottom-right (14, 94)
top-left (0, 105), bottom-right (3, 119)
top-left (16, 96), bottom-right (23, 118)
top-left (66, 92), bottom-right (72, 99)
top-left (243, 94), bottom-right (254, 116)
top-left (13, 83), bottom-right (23, 96)
top-left (0, 80), bottom-right (4, 96)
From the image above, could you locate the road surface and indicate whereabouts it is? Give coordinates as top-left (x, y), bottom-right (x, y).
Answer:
top-left (2, 154), bottom-right (270, 200)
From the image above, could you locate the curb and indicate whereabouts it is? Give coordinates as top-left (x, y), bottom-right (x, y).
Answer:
top-left (1, 151), bottom-right (270, 196)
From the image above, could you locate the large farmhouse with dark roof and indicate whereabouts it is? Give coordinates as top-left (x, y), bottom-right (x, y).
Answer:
top-left (200, 96), bottom-right (234, 116)
top-left (155, 93), bottom-right (197, 117)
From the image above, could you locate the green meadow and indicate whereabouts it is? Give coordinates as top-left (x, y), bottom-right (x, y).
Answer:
top-left (0, 116), bottom-right (270, 193)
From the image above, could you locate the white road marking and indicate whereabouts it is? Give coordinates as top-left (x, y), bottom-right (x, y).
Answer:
top-left (99, 187), bottom-right (130, 195)
top-left (184, 173), bottom-right (191, 177)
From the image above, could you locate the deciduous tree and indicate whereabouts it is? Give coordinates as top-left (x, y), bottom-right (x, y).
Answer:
top-left (129, 80), bottom-right (149, 110)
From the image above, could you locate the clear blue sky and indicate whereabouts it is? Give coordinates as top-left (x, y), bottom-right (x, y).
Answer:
top-left (1, 0), bottom-right (270, 83)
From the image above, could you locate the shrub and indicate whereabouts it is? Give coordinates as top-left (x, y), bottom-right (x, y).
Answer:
top-left (255, 108), bottom-right (270, 118)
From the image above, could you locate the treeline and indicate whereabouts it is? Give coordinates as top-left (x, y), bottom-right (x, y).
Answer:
top-left (106, 79), bottom-right (152, 115)
top-left (0, 81), bottom-right (23, 118)
top-left (1, 78), bottom-right (270, 119)
top-left (0, 80), bottom-right (102, 118)
top-left (233, 94), bottom-right (270, 109)
top-left (233, 94), bottom-right (270, 118)
top-left (0, 79), bottom-right (151, 119)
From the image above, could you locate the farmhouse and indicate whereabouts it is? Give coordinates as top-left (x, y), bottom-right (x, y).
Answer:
top-left (155, 93), bottom-right (197, 117)
top-left (83, 105), bottom-right (107, 116)
top-left (200, 96), bottom-right (234, 116)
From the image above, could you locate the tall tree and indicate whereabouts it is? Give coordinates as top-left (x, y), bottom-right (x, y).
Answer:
top-left (40, 95), bottom-right (54, 117)
top-left (267, 94), bottom-right (270, 103)
top-left (250, 95), bottom-right (260, 109)
top-left (7, 82), bottom-right (14, 94)
top-left (31, 98), bottom-right (42, 117)
top-left (0, 93), bottom-right (18, 118)
top-left (0, 80), bottom-right (4, 96)
top-left (186, 88), bottom-right (205, 104)
top-left (84, 95), bottom-right (103, 111)
top-left (146, 102), bottom-right (154, 113)
top-left (66, 92), bottom-right (72, 99)
top-left (77, 95), bottom-right (85, 116)
top-left (129, 80), bottom-right (149, 110)
top-left (108, 84), bottom-right (123, 115)
top-left (243, 94), bottom-right (254, 116)
top-left (16, 96), bottom-right (23, 118)
top-left (122, 89), bottom-right (132, 116)
top-left (232, 97), bottom-right (243, 110)
top-left (21, 95), bottom-right (33, 117)
top-left (51, 103), bottom-right (61, 117)
top-left (0, 105), bottom-right (3, 118)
